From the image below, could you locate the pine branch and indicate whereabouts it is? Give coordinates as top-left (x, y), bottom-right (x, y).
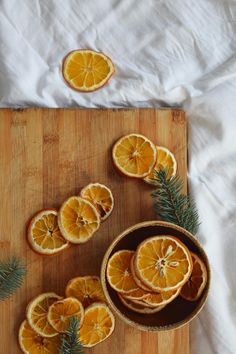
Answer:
top-left (151, 169), bottom-right (200, 235)
top-left (60, 317), bottom-right (84, 354)
top-left (0, 257), bottom-right (27, 300)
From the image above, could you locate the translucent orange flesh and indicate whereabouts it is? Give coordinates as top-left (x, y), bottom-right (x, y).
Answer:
top-left (60, 197), bottom-right (99, 242)
top-left (127, 256), bottom-right (180, 304)
top-left (31, 213), bottom-right (67, 250)
top-left (136, 237), bottom-right (191, 291)
top-left (48, 298), bottom-right (84, 332)
top-left (19, 320), bottom-right (60, 353)
top-left (81, 185), bottom-right (113, 220)
top-left (63, 51), bottom-right (114, 91)
top-left (28, 295), bottom-right (59, 337)
top-left (114, 135), bottom-right (156, 176)
top-left (145, 147), bottom-right (176, 181)
top-left (130, 255), bottom-right (151, 291)
top-left (66, 277), bottom-right (106, 308)
top-left (107, 250), bottom-right (140, 293)
top-left (79, 305), bottom-right (114, 347)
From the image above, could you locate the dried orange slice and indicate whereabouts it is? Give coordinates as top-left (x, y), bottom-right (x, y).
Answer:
top-left (58, 196), bottom-right (100, 244)
top-left (180, 252), bottom-right (207, 301)
top-left (142, 288), bottom-right (180, 307)
top-left (66, 276), bottom-right (106, 308)
top-left (112, 134), bottom-right (157, 178)
top-left (18, 320), bottom-right (60, 354)
top-left (28, 209), bottom-right (69, 255)
top-left (79, 302), bottom-right (115, 347)
top-left (128, 255), bottom-right (181, 305)
top-left (130, 254), bottom-right (151, 291)
top-left (26, 293), bottom-right (62, 337)
top-left (122, 286), bottom-right (148, 301)
top-left (47, 297), bottom-right (84, 333)
top-left (106, 250), bottom-right (140, 293)
top-left (144, 146), bottom-right (177, 183)
top-left (135, 236), bottom-right (192, 292)
top-left (62, 49), bottom-right (115, 92)
top-left (80, 183), bottom-right (114, 221)
top-left (118, 294), bottom-right (166, 314)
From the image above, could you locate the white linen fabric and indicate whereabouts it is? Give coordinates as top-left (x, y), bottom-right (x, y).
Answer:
top-left (0, 1), bottom-right (236, 353)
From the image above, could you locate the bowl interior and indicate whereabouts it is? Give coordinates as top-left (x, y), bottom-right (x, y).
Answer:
top-left (101, 222), bottom-right (210, 331)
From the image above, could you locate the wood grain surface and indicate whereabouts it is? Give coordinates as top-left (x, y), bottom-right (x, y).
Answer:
top-left (0, 108), bottom-right (188, 354)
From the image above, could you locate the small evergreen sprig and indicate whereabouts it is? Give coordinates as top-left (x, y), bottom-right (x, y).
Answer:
top-left (0, 257), bottom-right (27, 300)
top-left (60, 317), bottom-right (84, 354)
top-left (151, 169), bottom-right (199, 235)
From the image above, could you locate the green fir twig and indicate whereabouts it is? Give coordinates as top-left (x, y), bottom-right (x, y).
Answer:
top-left (151, 169), bottom-right (200, 235)
top-left (0, 257), bottom-right (27, 300)
top-left (60, 316), bottom-right (84, 354)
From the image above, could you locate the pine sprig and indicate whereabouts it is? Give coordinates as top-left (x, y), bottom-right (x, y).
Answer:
top-left (0, 257), bottom-right (27, 300)
top-left (151, 169), bottom-right (199, 235)
top-left (60, 317), bottom-right (84, 354)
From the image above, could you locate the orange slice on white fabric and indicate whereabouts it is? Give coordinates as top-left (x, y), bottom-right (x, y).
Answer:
top-left (18, 320), bottom-right (60, 354)
top-left (62, 49), bottom-right (115, 92)
top-left (65, 276), bottom-right (106, 308)
top-left (79, 302), bottom-right (115, 347)
top-left (26, 293), bottom-right (62, 337)
top-left (27, 209), bottom-right (69, 255)
top-left (135, 236), bottom-right (192, 292)
top-left (112, 134), bottom-right (157, 178)
top-left (144, 146), bottom-right (177, 183)
top-left (180, 252), bottom-right (207, 301)
top-left (58, 196), bottom-right (100, 244)
top-left (80, 183), bottom-right (114, 221)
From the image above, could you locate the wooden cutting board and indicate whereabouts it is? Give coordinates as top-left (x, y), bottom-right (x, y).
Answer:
top-left (0, 108), bottom-right (188, 354)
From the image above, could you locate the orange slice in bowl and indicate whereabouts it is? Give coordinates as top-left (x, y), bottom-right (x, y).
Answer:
top-left (144, 146), bottom-right (177, 184)
top-left (62, 49), bottom-right (115, 92)
top-left (129, 255), bottom-right (181, 305)
top-left (79, 303), bottom-right (115, 347)
top-left (80, 183), bottom-right (114, 221)
top-left (18, 320), bottom-right (60, 354)
top-left (118, 294), bottom-right (166, 314)
top-left (130, 254), bottom-right (152, 291)
top-left (65, 276), bottom-right (106, 308)
top-left (142, 288), bottom-right (180, 307)
top-left (58, 196), bottom-right (100, 244)
top-left (28, 209), bottom-right (69, 255)
top-left (180, 252), bottom-right (207, 301)
top-left (48, 297), bottom-right (84, 333)
top-left (112, 134), bottom-right (157, 178)
top-left (26, 293), bottom-right (62, 337)
top-left (106, 250), bottom-right (140, 293)
top-left (135, 236), bottom-right (192, 292)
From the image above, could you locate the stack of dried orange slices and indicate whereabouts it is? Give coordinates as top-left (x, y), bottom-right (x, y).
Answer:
top-left (19, 275), bottom-right (115, 353)
top-left (106, 235), bottom-right (208, 314)
top-left (112, 133), bottom-right (177, 183)
top-left (27, 182), bottom-right (114, 255)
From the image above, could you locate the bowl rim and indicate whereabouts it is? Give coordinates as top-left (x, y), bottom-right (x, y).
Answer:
top-left (101, 220), bottom-right (211, 332)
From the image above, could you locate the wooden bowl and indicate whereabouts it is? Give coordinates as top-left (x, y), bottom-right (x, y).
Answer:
top-left (101, 221), bottom-right (211, 331)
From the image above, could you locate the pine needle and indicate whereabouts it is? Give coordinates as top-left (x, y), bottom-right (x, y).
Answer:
top-left (0, 257), bottom-right (27, 300)
top-left (60, 317), bottom-right (84, 354)
top-left (151, 169), bottom-right (200, 235)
